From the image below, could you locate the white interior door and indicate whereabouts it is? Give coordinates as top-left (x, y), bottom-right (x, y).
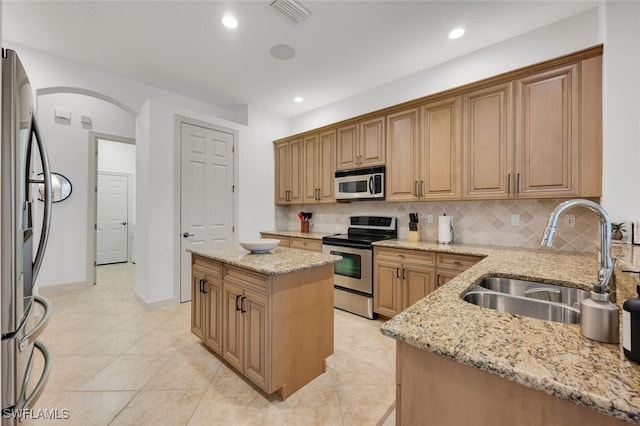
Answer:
top-left (180, 123), bottom-right (235, 302)
top-left (97, 172), bottom-right (128, 265)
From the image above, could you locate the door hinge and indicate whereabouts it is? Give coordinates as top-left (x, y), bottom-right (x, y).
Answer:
top-left (94, 224), bottom-right (97, 230)
top-left (94, 261), bottom-right (97, 267)
top-left (232, 145), bottom-right (235, 153)
top-left (232, 226), bottom-right (235, 233)
top-left (232, 185), bottom-right (235, 193)
top-left (95, 186), bottom-right (97, 193)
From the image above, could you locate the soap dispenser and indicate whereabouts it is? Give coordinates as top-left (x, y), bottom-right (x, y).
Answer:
top-left (623, 279), bottom-right (640, 362)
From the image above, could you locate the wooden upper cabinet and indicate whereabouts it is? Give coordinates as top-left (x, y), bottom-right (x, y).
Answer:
top-left (336, 116), bottom-right (385, 170)
top-left (274, 139), bottom-right (303, 205)
top-left (514, 64), bottom-right (579, 198)
top-left (420, 96), bottom-right (462, 200)
top-left (462, 82), bottom-right (514, 200)
top-left (303, 130), bottom-right (336, 204)
top-left (386, 108), bottom-right (420, 202)
top-left (579, 55), bottom-right (603, 198)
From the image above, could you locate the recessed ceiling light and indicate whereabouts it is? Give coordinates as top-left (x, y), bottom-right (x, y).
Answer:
top-left (449, 27), bottom-right (465, 39)
top-left (222, 15), bottom-right (238, 29)
top-left (270, 44), bottom-right (296, 60)
top-left (294, 97), bottom-right (304, 103)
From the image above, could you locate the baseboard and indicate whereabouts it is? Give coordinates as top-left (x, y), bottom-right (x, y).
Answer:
top-left (133, 292), bottom-right (180, 311)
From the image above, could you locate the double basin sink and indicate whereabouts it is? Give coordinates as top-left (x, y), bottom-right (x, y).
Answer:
top-left (462, 276), bottom-right (590, 324)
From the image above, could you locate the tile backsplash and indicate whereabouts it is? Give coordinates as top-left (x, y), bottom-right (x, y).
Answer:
top-left (275, 199), bottom-right (600, 253)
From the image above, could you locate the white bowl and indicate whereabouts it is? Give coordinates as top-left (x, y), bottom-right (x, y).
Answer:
top-left (239, 239), bottom-right (280, 254)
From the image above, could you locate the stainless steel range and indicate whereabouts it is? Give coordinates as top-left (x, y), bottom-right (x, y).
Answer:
top-left (322, 216), bottom-right (397, 319)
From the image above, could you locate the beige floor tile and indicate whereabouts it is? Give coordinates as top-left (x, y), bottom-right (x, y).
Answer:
top-left (34, 263), bottom-right (398, 425)
top-left (110, 390), bottom-right (204, 426)
top-left (265, 383), bottom-right (343, 425)
top-left (188, 367), bottom-right (270, 425)
top-left (22, 391), bottom-right (136, 426)
top-left (327, 350), bottom-right (396, 385)
top-left (124, 327), bottom-right (199, 355)
top-left (73, 330), bottom-right (147, 356)
top-left (144, 343), bottom-right (222, 390)
top-left (80, 354), bottom-right (170, 391)
top-left (338, 383), bottom-right (396, 425)
top-left (42, 331), bottom-right (104, 356)
top-left (36, 355), bottom-right (117, 391)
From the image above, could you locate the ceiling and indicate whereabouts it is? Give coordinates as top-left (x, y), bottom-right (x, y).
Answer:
top-left (3, 1), bottom-right (598, 118)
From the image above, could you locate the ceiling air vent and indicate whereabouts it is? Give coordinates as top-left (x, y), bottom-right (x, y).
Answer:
top-left (269, 0), bottom-right (312, 25)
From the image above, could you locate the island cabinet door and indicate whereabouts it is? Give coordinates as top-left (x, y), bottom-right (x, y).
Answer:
top-left (243, 290), bottom-right (270, 391)
top-left (204, 279), bottom-right (222, 355)
top-left (191, 268), bottom-right (206, 340)
top-left (403, 262), bottom-right (435, 309)
top-left (223, 282), bottom-right (244, 372)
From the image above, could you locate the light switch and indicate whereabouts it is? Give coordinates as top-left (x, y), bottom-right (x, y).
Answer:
top-left (54, 108), bottom-right (71, 120)
top-left (511, 214), bottom-right (520, 226)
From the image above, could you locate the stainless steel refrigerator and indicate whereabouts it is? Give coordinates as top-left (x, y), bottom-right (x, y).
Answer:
top-left (1, 49), bottom-right (52, 423)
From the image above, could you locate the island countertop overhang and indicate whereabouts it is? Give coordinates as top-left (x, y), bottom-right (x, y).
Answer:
top-left (188, 243), bottom-right (341, 276)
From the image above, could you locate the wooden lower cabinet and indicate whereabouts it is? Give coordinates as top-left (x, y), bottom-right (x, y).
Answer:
top-left (223, 281), bottom-right (270, 390)
top-left (192, 255), bottom-right (334, 400)
top-left (396, 342), bottom-right (626, 425)
top-left (374, 248), bottom-right (435, 317)
top-left (435, 252), bottom-right (482, 288)
top-left (259, 233), bottom-right (323, 252)
top-left (191, 260), bottom-right (223, 354)
top-left (375, 248), bottom-right (484, 316)
top-left (259, 233), bottom-right (290, 247)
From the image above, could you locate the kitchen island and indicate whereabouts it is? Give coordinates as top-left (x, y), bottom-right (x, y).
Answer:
top-left (378, 240), bottom-right (640, 425)
top-left (188, 243), bottom-right (340, 400)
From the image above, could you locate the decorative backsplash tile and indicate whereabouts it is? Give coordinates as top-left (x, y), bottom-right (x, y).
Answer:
top-left (276, 199), bottom-right (600, 253)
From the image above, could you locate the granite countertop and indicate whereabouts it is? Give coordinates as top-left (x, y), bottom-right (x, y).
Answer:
top-left (188, 243), bottom-right (340, 276)
top-left (261, 230), bottom-right (333, 240)
top-left (378, 239), bottom-right (640, 424)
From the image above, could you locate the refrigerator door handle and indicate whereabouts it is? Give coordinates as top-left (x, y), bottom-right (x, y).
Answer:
top-left (28, 114), bottom-right (52, 282)
top-left (18, 296), bottom-right (51, 352)
top-left (20, 340), bottom-right (52, 411)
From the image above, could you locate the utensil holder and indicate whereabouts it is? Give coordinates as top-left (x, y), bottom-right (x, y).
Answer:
top-left (301, 221), bottom-right (310, 233)
top-left (409, 225), bottom-right (420, 242)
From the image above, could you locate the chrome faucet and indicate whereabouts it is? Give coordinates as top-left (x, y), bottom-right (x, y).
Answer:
top-left (541, 199), bottom-right (619, 344)
top-left (541, 198), bottom-right (615, 292)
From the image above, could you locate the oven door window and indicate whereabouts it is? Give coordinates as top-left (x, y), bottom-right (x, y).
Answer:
top-left (330, 250), bottom-right (361, 279)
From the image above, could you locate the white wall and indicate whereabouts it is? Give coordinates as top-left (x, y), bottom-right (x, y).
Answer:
top-left (134, 99), bottom-right (287, 305)
top-left (35, 93), bottom-right (135, 287)
top-left (601, 1), bottom-right (640, 223)
top-left (290, 8), bottom-right (601, 134)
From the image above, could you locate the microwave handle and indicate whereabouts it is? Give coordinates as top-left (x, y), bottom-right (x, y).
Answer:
top-left (369, 176), bottom-right (373, 195)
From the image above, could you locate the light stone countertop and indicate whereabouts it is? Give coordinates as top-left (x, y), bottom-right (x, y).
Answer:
top-left (377, 239), bottom-right (640, 424)
top-left (188, 243), bottom-right (340, 276)
top-left (260, 230), bottom-right (334, 240)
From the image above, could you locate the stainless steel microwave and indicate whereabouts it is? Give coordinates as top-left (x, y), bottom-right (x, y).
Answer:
top-left (335, 166), bottom-right (385, 201)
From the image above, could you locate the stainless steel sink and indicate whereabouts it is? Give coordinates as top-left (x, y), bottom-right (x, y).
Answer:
top-left (477, 277), bottom-right (590, 307)
top-left (462, 276), bottom-right (590, 324)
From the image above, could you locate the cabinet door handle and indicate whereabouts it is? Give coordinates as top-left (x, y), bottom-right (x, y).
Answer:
top-left (437, 274), bottom-right (442, 287)
top-left (507, 173), bottom-right (511, 194)
top-left (241, 297), bottom-right (247, 313)
top-left (199, 279), bottom-right (203, 293)
top-left (235, 294), bottom-right (242, 311)
top-left (202, 280), bottom-right (208, 294)
top-left (516, 173), bottom-right (520, 194)
top-left (402, 269), bottom-right (407, 280)
top-left (420, 180), bottom-right (424, 197)
top-left (414, 181), bottom-right (418, 197)
top-left (396, 267), bottom-right (400, 278)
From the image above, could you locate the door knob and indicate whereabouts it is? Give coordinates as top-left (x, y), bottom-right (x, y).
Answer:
top-left (121, 222), bottom-right (127, 226)
top-left (183, 232), bottom-right (194, 238)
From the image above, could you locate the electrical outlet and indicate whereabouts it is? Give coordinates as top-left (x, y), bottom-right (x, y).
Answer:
top-left (427, 214), bottom-right (434, 224)
top-left (565, 214), bottom-right (575, 228)
top-left (511, 214), bottom-right (520, 226)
